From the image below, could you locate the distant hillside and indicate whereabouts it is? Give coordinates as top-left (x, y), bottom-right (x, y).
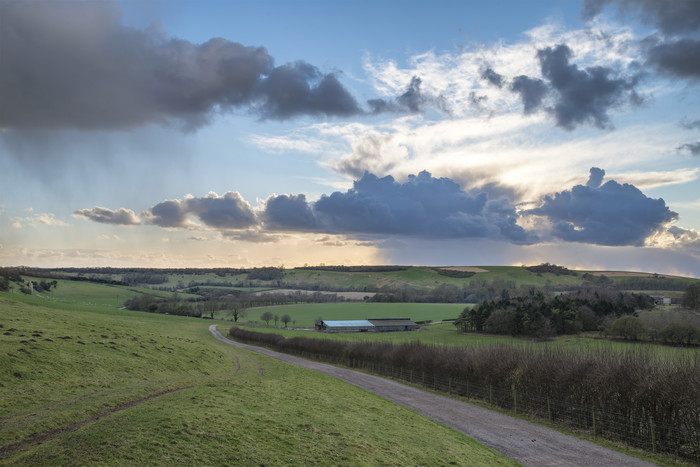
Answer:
top-left (15, 264), bottom-right (699, 302)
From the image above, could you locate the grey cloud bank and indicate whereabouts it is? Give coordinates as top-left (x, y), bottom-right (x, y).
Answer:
top-left (0, 0), bottom-right (364, 131)
top-left (527, 168), bottom-right (678, 246)
top-left (78, 169), bottom-right (677, 250)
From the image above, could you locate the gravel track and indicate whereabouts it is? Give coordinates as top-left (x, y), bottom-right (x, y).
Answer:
top-left (209, 325), bottom-right (655, 467)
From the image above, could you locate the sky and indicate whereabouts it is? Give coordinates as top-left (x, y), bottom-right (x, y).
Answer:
top-left (1, 0), bottom-right (700, 276)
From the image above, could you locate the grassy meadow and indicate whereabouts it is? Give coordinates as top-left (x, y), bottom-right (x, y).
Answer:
top-left (227, 302), bottom-right (466, 328)
top-left (0, 291), bottom-right (516, 465)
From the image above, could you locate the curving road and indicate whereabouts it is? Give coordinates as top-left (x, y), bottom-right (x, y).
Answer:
top-left (209, 325), bottom-right (654, 467)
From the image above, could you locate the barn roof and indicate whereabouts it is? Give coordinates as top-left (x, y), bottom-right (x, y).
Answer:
top-left (368, 318), bottom-right (418, 327)
top-left (323, 320), bottom-right (374, 327)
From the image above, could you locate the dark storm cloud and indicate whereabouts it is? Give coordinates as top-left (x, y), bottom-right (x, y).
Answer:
top-left (582, 0), bottom-right (700, 34)
top-left (537, 44), bottom-right (639, 130)
top-left (73, 207), bottom-right (141, 225)
top-left (263, 171), bottom-right (532, 242)
top-left (510, 76), bottom-right (549, 115)
top-left (143, 192), bottom-right (256, 229)
top-left (677, 142), bottom-right (700, 156)
top-left (0, 0), bottom-right (362, 131)
top-left (586, 167), bottom-right (606, 188)
top-left (481, 68), bottom-right (505, 88)
top-left (367, 77), bottom-right (429, 114)
top-left (255, 63), bottom-right (361, 119)
top-left (645, 39), bottom-right (700, 80)
top-left (260, 194), bottom-right (320, 231)
top-left (582, 1), bottom-right (700, 81)
top-left (509, 44), bottom-right (640, 128)
top-left (527, 167), bottom-right (678, 246)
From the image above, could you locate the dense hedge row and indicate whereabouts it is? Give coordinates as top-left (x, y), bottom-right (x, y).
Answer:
top-left (229, 327), bottom-right (699, 461)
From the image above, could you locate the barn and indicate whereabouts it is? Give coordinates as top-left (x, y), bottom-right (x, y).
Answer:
top-left (317, 318), bottom-right (419, 333)
top-left (318, 320), bottom-right (374, 333)
top-left (368, 318), bottom-right (420, 332)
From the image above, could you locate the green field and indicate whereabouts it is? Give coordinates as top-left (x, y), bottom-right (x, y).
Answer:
top-left (0, 292), bottom-right (515, 465)
top-left (11, 277), bottom-right (188, 310)
top-left (230, 307), bottom-right (698, 360)
top-left (227, 302), bottom-right (465, 328)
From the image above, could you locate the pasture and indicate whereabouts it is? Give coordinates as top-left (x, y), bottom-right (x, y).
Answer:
top-left (227, 302), bottom-right (466, 328)
top-left (0, 292), bottom-right (514, 465)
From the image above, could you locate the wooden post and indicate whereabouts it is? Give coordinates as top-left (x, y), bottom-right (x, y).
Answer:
top-left (547, 398), bottom-right (552, 422)
top-left (650, 417), bottom-right (656, 453)
top-left (489, 385), bottom-right (493, 406)
top-left (448, 377), bottom-right (452, 394)
top-left (512, 386), bottom-right (517, 413)
top-left (592, 407), bottom-right (596, 439)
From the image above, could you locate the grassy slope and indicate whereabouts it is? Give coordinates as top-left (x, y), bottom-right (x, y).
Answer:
top-left (0, 293), bottom-right (515, 466)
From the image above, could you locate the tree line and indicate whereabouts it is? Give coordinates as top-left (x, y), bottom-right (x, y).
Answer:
top-left (454, 288), bottom-right (655, 337)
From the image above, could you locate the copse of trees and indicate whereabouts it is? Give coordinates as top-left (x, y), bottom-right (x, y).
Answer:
top-left (124, 295), bottom-right (201, 317)
top-left (455, 288), bottom-right (654, 337)
top-left (525, 262), bottom-right (577, 276)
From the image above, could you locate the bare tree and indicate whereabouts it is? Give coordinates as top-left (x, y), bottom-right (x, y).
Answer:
top-left (281, 314), bottom-right (291, 328)
top-left (231, 305), bottom-right (247, 323)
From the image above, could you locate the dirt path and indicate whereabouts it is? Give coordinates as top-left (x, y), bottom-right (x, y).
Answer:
top-left (0, 386), bottom-right (192, 459)
top-left (209, 325), bottom-right (655, 467)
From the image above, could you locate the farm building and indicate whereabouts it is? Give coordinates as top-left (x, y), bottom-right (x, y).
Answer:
top-left (317, 318), bottom-right (419, 333)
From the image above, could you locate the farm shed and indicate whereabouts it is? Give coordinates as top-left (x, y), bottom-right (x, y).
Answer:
top-left (317, 318), bottom-right (419, 333)
top-left (368, 318), bottom-right (420, 332)
top-left (319, 320), bottom-right (374, 333)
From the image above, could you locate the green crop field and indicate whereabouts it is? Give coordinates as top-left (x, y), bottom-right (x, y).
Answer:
top-left (0, 291), bottom-right (515, 465)
top-left (227, 302), bottom-right (466, 328)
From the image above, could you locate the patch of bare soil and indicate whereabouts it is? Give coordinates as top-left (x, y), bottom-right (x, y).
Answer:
top-left (439, 266), bottom-right (489, 273)
top-left (590, 271), bottom-right (667, 277)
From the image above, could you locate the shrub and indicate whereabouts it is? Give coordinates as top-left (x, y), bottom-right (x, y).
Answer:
top-left (610, 315), bottom-right (646, 341)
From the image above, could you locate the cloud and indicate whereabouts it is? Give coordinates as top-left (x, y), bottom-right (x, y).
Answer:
top-left (677, 142), bottom-right (700, 155)
top-left (142, 192), bottom-right (256, 229)
top-left (586, 167), bottom-right (606, 188)
top-left (264, 171), bottom-right (532, 242)
top-left (536, 44), bottom-right (640, 129)
top-left (74, 207), bottom-right (141, 225)
top-left (255, 62), bottom-right (361, 119)
top-left (681, 118), bottom-right (700, 130)
top-left (481, 68), bottom-right (505, 88)
top-left (260, 194), bottom-right (320, 231)
top-left (36, 213), bottom-right (69, 227)
top-left (368, 77), bottom-right (430, 114)
top-left (11, 213), bottom-right (69, 228)
top-left (511, 76), bottom-right (549, 115)
top-left (0, 0), bottom-right (362, 131)
top-left (582, 0), bottom-right (700, 35)
top-left (645, 38), bottom-right (700, 80)
top-left (527, 167), bottom-right (678, 246)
